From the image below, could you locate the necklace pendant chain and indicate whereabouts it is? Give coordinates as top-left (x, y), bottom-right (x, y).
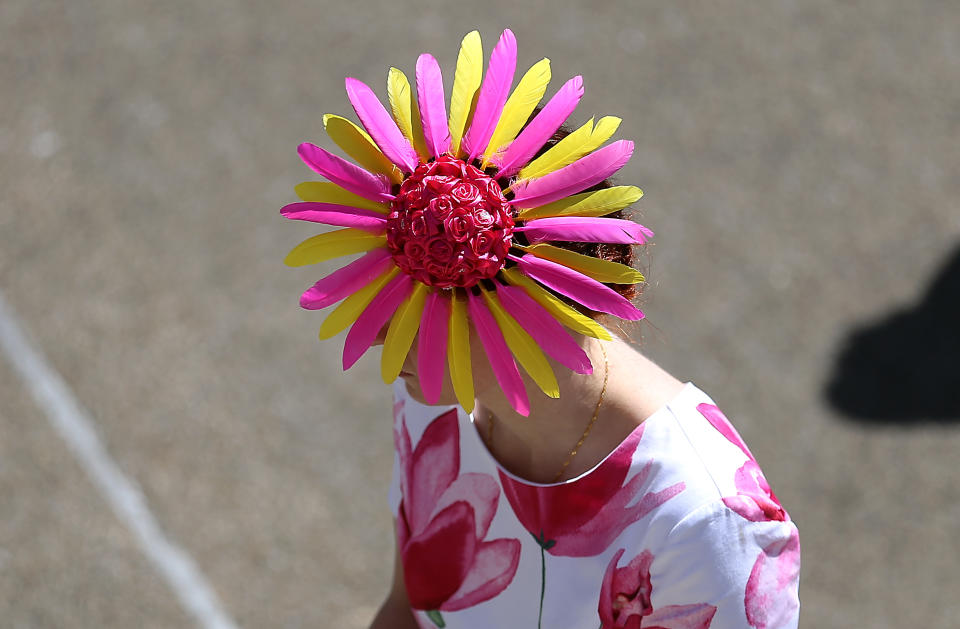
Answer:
top-left (552, 342), bottom-right (608, 482)
top-left (483, 342), bottom-right (610, 484)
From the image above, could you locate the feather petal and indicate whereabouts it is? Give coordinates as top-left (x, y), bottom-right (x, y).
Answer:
top-left (343, 272), bottom-right (413, 369)
top-left (516, 115), bottom-right (621, 181)
top-left (381, 282), bottom-right (429, 383)
top-left (323, 114), bottom-right (404, 184)
top-left (500, 267), bottom-right (611, 340)
top-left (299, 248), bottom-right (394, 310)
top-left (517, 186), bottom-right (643, 220)
top-left (589, 115), bottom-right (622, 147)
top-left (297, 142), bottom-right (394, 203)
top-left (448, 31), bottom-right (483, 158)
top-left (496, 75), bottom-right (584, 177)
top-left (416, 54), bottom-right (451, 158)
top-left (520, 243), bottom-right (645, 284)
top-left (417, 291), bottom-right (450, 404)
top-left (345, 77), bottom-right (419, 172)
top-left (284, 229), bottom-right (387, 267)
top-left (447, 290), bottom-right (475, 412)
top-left (294, 181), bottom-right (390, 213)
top-left (514, 254), bottom-right (644, 320)
top-left (318, 266), bottom-right (399, 340)
top-left (387, 68), bottom-right (430, 163)
top-left (467, 290), bottom-right (529, 416)
top-left (511, 140), bottom-right (634, 208)
top-left (280, 202), bottom-right (387, 232)
top-left (516, 117), bottom-right (594, 181)
top-left (516, 216), bottom-right (653, 244)
top-left (495, 283), bottom-right (593, 374)
top-left (482, 57), bottom-right (551, 168)
top-left (480, 287), bottom-right (558, 398)
top-left (462, 29), bottom-right (517, 163)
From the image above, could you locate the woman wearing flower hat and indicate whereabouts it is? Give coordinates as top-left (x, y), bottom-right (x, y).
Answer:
top-left (282, 28), bottom-right (800, 629)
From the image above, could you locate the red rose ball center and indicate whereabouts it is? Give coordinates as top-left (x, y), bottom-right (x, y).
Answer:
top-left (386, 155), bottom-right (514, 288)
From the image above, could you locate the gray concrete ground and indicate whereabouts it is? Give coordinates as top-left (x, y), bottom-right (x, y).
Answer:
top-left (1, 1), bottom-right (958, 627)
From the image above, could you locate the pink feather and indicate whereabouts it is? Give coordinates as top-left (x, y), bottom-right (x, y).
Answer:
top-left (344, 77), bottom-right (419, 173)
top-left (297, 142), bottom-right (394, 203)
top-left (496, 283), bottom-right (593, 374)
top-left (510, 140), bottom-right (635, 208)
top-left (342, 273), bottom-right (413, 370)
top-left (516, 216), bottom-right (653, 244)
top-left (416, 54), bottom-right (451, 158)
top-left (495, 76), bottom-right (584, 178)
top-left (462, 29), bottom-right (518, 162)
top-left (466, 291), bottom-right (530, 416)
top-left (417, 291), bottom-right (450, 404)
top-left (299, 248), bottom-right (393, 310)
top-left (515, 254), bottom-right (645, 321)
top-left (280, 202), bottom-right (387, 232)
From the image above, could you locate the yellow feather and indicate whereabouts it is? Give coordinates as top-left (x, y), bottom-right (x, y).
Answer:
top-left (318, 267), bottom-right (399, 340)
top-left (447, 290), bottom-right (475, 412)
top-left (284, 229), bottom-right (386, 267)
top-left (323, 114), bottom-right (404, 184)
top-left (294, 182), bottom-right (389, 213)
top-left (588, 115), bottom-right (622, 148)
top-left (521, 244), bottom-right (645, 284)
top-left (449, 30), bottom-right (483, 158)
top-left (516, 117), bottom-right (594, 180)
top-left (515, 115), bottom-right (622, 181)
top-left (480, 287), bottom-right (559, 398)
top-left (482, 58), bottom-right (551, 168)
top-left (381, 282), bottom-right (429, 383)
top-left (500, 268), bottom-right (612, 340)
top-left (517, 186), bottom-right (643, 220)
top-left (387, 68), bottom-right (429, 162)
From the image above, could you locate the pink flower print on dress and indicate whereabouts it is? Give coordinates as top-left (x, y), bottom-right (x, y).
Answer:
top-left (599, 548), bottom-right (717, 629)
top-left (723, 459), bottom-right (787, 522)
top-left (697, 403), bottom-right (788, 523)
top-left (499, 425), bottom-right (685, 628)
top-left (498, 424), bottom-right (686, 557)
top-left (394, 408), bottom-right (521, 623)
top-left (697, 402), bottom-right (755, 460)
top-left (745, 528), bottom-right (801, 629)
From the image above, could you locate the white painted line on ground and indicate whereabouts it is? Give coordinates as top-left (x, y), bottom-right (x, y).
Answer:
top-left (0, 292), bottom-right (239, 629)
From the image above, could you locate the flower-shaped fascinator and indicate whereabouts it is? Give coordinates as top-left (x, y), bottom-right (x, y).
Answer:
top-left (283, 29), bottom-right (650, 416)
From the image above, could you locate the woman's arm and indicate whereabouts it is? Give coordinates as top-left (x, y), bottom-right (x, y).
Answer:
top-left (368, 524), bottom-right (419, 629)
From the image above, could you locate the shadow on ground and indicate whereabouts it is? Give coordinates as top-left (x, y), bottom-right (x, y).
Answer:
top-left (825, 243), bottom-right (960, 424)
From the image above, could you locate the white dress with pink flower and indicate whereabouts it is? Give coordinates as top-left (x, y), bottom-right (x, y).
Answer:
top-left (389, 382), bottom-right (800, 629)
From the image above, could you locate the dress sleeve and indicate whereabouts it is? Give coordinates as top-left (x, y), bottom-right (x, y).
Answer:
top-left (387, 383), bottom-right (405, 516)
top-left (649, 499), bottom-right (800, 629)
top-left (387, 445), bottom-right (402, 516)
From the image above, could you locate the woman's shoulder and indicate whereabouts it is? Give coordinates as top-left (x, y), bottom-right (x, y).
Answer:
top-left (620, 385), bottom-right (800, 626)
top-left (627, 384), bottom-right (795, 530)
top-left (391, 381), bottom-right (459, 438)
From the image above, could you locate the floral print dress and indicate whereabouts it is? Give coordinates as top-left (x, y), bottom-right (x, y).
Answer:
top-left (389, 382), bottom-right (800, 629)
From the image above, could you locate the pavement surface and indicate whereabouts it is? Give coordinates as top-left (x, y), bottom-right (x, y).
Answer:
top-left (1, 1), bottom-right (958, 627)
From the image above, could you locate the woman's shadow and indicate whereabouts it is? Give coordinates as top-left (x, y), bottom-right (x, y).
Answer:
top-left (825, 243), bottom-right (960, 424)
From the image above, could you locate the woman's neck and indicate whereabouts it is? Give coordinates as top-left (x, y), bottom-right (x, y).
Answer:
top-left (473, 334), bottom-right (685, 484)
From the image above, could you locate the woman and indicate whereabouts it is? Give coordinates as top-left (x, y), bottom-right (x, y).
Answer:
top-left (282, 28), bottom-right (800, 629)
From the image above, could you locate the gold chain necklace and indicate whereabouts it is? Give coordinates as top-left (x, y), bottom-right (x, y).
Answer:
top-left (485, 343), bottom-right (609, 483)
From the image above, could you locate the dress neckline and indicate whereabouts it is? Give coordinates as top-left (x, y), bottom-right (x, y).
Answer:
top-left (466, 382), bottom-right (700, 488)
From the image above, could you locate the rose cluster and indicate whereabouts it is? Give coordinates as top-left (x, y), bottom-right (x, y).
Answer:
top-left (386, 154), bottom-right (514, 288)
